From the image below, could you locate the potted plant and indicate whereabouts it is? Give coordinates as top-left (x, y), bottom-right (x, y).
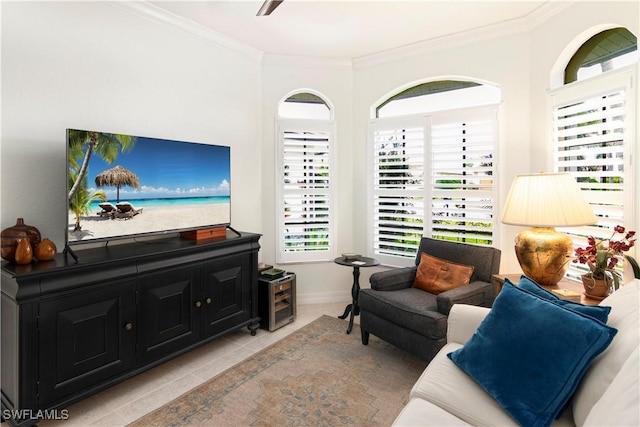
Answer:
top-left (573, 225), bottom-right (636, 298)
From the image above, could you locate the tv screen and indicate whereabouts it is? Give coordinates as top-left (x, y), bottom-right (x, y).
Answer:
top-left (67, 129), bottom-right (231, 245)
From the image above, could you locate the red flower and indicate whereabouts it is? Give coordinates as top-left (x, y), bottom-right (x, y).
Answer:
top-left (573, 225), bottom-right (637, 289)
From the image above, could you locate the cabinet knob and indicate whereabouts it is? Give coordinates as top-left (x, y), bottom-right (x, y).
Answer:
top-left (195, 301), bottom-right (202, 308)
top-left (124, 322), bottom-right (133, 331)
top-left (206, 297), bottom-right (212, 304)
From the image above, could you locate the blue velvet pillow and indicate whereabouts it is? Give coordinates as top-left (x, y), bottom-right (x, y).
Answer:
top-left (448, 282), bottom-right (617, 427)
top-left (517, 275), bottom-right (611, 323)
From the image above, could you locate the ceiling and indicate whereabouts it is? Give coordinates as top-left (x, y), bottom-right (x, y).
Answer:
top-left (149, 0), bottom-right (558, 59)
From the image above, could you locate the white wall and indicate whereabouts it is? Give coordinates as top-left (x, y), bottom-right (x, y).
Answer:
top-left (1, 1), bottom-right (263, 248)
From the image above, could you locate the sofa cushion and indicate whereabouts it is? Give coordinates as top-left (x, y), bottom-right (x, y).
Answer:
top-left (358, 288), bottom-right (447, 340)
top-left (411, 343), bottom-right (519, 426)
top-left (583, 347), bottom-right (640, 426)
top-left (572, 280), bottom-right (640, 426)
top-left (413, 253), bottom-right (474, 295)
top-left (518, 275), bottom-right (611, 323)
top-left (446, 304), bottom-right (491, 345)
top-left (393, 398), bottom-right (472, 426)
top-left (448, 282), bottom-right (617, 427)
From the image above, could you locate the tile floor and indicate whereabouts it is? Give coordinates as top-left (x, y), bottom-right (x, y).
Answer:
top-left (26, 302), bottom-right (353, 427)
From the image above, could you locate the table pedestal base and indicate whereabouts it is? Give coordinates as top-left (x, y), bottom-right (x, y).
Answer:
top-left (337, 301), bottom-right (360, 334)
top-left (338, 265), bottom-right (361, 334)
top-left (334, 257), bottom-right (379, 334)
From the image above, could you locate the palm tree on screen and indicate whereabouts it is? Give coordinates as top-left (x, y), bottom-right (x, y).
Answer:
top-left (67, 130), bottom-right (137, 202)
top-left (68, 167), bottom-right (107, 231)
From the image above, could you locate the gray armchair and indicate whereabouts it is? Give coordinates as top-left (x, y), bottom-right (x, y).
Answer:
top-left (359, 237), bottom-right (501, 361)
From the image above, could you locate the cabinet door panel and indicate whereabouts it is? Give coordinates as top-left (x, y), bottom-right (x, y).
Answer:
top-left (137, 267), bottom-right (199, 364)
top-left (211, 266), bottom-right (243, 318)
top-left (38, 281), bottom-right (135, 406)
top-left (201, 255), bottom-right (250, 336)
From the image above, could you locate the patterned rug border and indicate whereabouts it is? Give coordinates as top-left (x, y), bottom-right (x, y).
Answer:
top-left (129, 315), bottom-right (425, 426)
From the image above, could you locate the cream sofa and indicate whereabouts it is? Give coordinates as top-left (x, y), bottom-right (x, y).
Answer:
top-left (394, 279), bottom-right (639, 426)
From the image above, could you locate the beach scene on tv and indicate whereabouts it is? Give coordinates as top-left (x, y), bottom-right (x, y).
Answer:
top-left (67, 129), bottom-right (231, 243)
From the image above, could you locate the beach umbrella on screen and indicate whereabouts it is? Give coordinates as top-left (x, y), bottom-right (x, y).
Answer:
top-left (95, 165), bottom-right (140, 203)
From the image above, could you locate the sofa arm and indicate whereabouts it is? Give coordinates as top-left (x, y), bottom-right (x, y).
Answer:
top-left (436, 280), bottom-right (494, 315)
top-left (446, 304), bottom-right (490, 345)
top-left (369, 267), bottom-right (417, 291)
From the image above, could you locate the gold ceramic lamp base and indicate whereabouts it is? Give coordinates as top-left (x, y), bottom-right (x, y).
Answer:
top-left (514, 227), bottom-right (573, 286)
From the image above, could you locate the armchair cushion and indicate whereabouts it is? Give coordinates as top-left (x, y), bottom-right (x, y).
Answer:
top-left (413, 253), bottom-right (474, 294)
top-left (359, 288), bottom-right (447, 340)
top-left (447, 281), bottom-right (617, 427)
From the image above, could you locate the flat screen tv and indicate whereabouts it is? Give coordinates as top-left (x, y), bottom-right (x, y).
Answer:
top-left (67, 129), bottom-right (231, 246)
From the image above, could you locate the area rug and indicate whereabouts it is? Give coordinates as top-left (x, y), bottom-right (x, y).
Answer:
top-left (128, 315), bottom-right (426, 426)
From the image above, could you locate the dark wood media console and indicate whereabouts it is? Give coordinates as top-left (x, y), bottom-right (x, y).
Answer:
top-left (1, 231), bottom-right (261, 427)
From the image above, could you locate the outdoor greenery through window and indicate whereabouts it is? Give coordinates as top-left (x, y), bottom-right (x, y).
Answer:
top-left (553, 27), bottom-right (637, 281)
top-left (370, 81), bottom-right (500, 266)
top-left (277, 93), bottom-right (335, 263)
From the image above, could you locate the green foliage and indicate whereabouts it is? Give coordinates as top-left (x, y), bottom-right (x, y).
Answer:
top-left (625, 255), bottom-right (640, 279)
top-left (67, 130), bottom-right (137, 202)
top-left (68, 166), bottom-right (107, 231)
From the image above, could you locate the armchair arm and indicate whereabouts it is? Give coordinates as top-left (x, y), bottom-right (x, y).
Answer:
top-left (369, 267), bottom-right (417, 291)
top-left (446, 304), bottom-right (490, 345)
top-left (436, 280), bottom-right (495, 315)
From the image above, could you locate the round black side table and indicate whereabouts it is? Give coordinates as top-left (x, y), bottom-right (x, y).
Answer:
top-left (335, 256), bottom-right (380, 334)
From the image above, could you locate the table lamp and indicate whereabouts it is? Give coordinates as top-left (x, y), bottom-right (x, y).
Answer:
top-left (501, 172), bottom-right (597, 286)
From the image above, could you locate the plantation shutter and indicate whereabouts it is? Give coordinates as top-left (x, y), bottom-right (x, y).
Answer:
top-left (277, 119), bottom-right (335, 263)
top-left (551, 70), bottom-right (635, 280)
top-left (369, 106), bottom-right (498, 267)
top-left (429, 107), bottom-right (497, 244)
top-left (370, 117), bottom-right (425, 265)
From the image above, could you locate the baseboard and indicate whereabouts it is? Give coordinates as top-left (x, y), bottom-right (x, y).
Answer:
top-left (297, 290), bottom-right (351, 305)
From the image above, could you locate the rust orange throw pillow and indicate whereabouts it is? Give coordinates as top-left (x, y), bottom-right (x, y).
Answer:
top-left (413, 253), bottom-right (474, 294)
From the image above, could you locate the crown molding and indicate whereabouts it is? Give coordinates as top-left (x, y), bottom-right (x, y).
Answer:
top-left (105, 1), bottom-right (263, 62)
top-left (353, 1), bottom-right (575, 69)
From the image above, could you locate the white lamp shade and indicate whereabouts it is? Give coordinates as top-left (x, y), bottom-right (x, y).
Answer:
top-left (501, 172), bottom-right (597, 227)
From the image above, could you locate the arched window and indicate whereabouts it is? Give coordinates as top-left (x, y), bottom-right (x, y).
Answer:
top-left (369, 80), bottom-right (500, 266)
top-left (279, 92), bottom-right (331, 119)
top-left (551, 27), bottom-right (637, 281)
top-left (376, 80), bottom-right (500, 118)
top-left (564, 28), bottom-right (637, 83)
top-left (276, 92), bottom-right (335, 263)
